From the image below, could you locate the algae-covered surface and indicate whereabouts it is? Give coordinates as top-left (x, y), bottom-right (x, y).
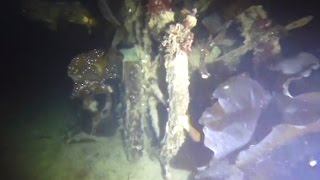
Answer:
top-left (0, 97), bottom-right (189, 180)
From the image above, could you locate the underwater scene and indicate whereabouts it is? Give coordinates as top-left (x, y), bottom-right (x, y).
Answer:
top-left (2, 0), bottom-right (320, 179)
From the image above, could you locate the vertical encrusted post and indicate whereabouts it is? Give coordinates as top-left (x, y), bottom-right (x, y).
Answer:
top-left (160, 9), bottom-right (197, 179)
top-left (119, 0), bottom-right (147, 162)
top-left (122, 61), bottom-right (144, 161)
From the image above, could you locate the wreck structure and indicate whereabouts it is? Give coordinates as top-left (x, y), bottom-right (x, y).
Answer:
top-left (66, 0), bottom-right (318, 179)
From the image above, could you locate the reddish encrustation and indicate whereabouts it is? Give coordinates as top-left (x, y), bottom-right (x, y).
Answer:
top-left (147, 0), bottom-right (172, 15)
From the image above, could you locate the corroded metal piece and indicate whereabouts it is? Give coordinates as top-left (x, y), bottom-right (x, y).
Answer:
top-left (122, 61), bottom-right (145, 161)
top-left (160, 13), bottom-right (196, 178)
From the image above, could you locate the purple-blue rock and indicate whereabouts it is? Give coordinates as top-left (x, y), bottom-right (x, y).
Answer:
top-left (275, 92), bottom-right (320, 125)
top-left (268, 52), bottom-right (319, 75)
top-left (199, 73), bottom-right (271, 160)
top-left (195, 121), bottom-right (320, 180)
top-left (195, 73), bottom-right (320, 180)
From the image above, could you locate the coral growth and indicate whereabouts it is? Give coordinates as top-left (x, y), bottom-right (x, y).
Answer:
top-left (68, 49), bottom-right (122, 134)
top-left (147, 0), bottom-right (172, 16)
top-left (69, 49), bottom-right (109, 97)
top-left (159, 10), bottom-right (197, 178)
